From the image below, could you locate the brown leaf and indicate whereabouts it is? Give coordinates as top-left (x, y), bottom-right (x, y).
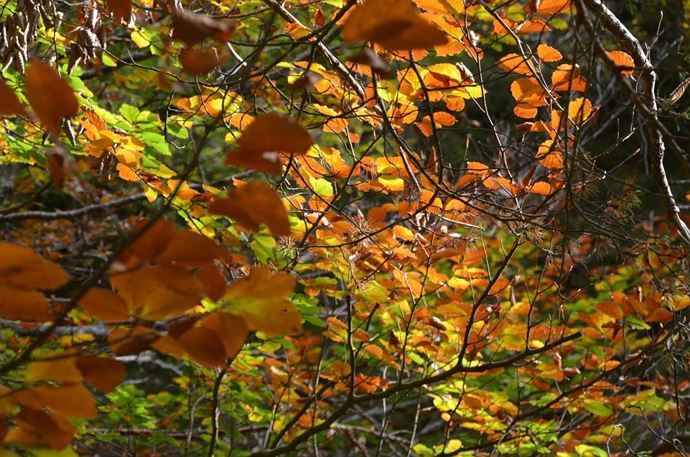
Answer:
top-left (209, 181), bottom-right (291, 237)
top-left (76, 356), bottom-right (127, 392)
top-left (0, 78), bottom-right (27, 117)
top-left (0, 242), bottom-right (69, 290)
top-left (6, 408), bottom-right (75, 449)
top-left (171, 8), bottom-right (237, 46)
top-left (226, 113), bottom-right (313, 174)
top-left (669, 76), bottom-right (690, 104)
top-left (180, 47), bottom-right (223, 75)
top-left (79, 287), bottom-right (130, 320)
top-left (0, 284), bottom-right (51, 321)
top-left (105, 0), bottom-right (132, 24)
top-left (25, 60), bottom-right (79, 134)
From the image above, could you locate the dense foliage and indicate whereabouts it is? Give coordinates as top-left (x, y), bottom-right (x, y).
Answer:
top-left (0, 0), bottom-right (689, 455)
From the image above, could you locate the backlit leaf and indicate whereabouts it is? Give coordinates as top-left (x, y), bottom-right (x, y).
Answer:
top-left (341, 0), bottom-right (448, 51)
top-left (605, 50), bottom-right (635, 76)
top-left (224, 267), bottom-right (301, 336)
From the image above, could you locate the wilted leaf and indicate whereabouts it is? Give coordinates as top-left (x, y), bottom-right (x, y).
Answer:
top-left (209, 181), bottom-right (291, 237)
top-left (25, 60), bottom-right (79, 134)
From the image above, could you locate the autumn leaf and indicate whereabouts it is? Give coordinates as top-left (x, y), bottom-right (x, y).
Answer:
top-left (171, 8), bottom-right (237, 46)
top-left (13, 384), bottom-right (98, 418)
top-left (226, 113), bottom-right (314, 174)
top-left (105, 0), bottom-right (132, 24)
top-left (0, 242), bottom-right (69, 290)
top-left (209, 181), bottom-right (291, 237)
top-left (79, 287), bottom-right (130, 320)
top-left (605, 50), bottom-right (635, 76)
top-left (180, 47), bottom-right (223, 75)
top-left (0, 78), bottom-right (27, 117)
top-left (536, 44), bottom-right (562, 62)
top-left (76, 356), bottom-right (127, 392)
top-left (224, 267), bottom-right (301, 336)
top-left (341, 0), bottom-right (448, 51)
top-left (25, 60), bottom-right (79, 134)
top-left (5, 408), bottom-right (76, 449)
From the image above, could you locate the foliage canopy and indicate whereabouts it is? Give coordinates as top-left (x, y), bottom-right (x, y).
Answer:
top-left (0, 0), bottom-right (689, 455)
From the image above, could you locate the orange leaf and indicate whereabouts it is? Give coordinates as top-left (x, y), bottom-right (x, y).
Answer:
top-left (197, 263), bottom-right (227, 301)
top-left (551, 64), bottom-right (587, 92)
top-left (0, 242), bottom-right (69, 290)
top-left (209, 181), bottom-right (291, 237)
top-left (466, 161), bottom-right (489, 177)
top-left (0, 78), bottom-right (27, 116)
top-left (175, 326), bottom-right (228, 368)
top-left (76, 356), bottom-right (127, 392)
top-left (605, 51), bottom-right (635, 76)
top-left (110, 266), bottom-right (203, 319)
top-left (14, 384), bottom-right (97, 418)
top-left (497, 53), bottom-right (533, 75)
top-left (537, 140), bottom-right (564, 169)
top-left (226, 113), bottom-right (313, 174)
top-left (25, 60), bottom-right (79, 134)
top-left (200, 312), bottom-right (248, 358)
top-left (567, 97), bottom-right (593, 126)
top-left (6, 408), bottom-right (75, 449)
top-left (536, 44), bottom-right (562, 62)
top-left (341, 0), bottom-right (448, 51)
top-left (536, 0), bottom-right (571, 15)
top-left (171, 8), bottom-right (236, 46)
top-left (510, 78), bottom-right (547, 106)
top-left (180, 47), bottom-right (222, 75)
top-left (0, 284), bottom-right (51, 321)
top-left (79, 287), bottom-right (130, 320)
top-left (514, 103), bottom-right (538, 119)
top-left (528, 181), bottom-right (552, 195)
top-left (155, 229), bottom-right (228, 267)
